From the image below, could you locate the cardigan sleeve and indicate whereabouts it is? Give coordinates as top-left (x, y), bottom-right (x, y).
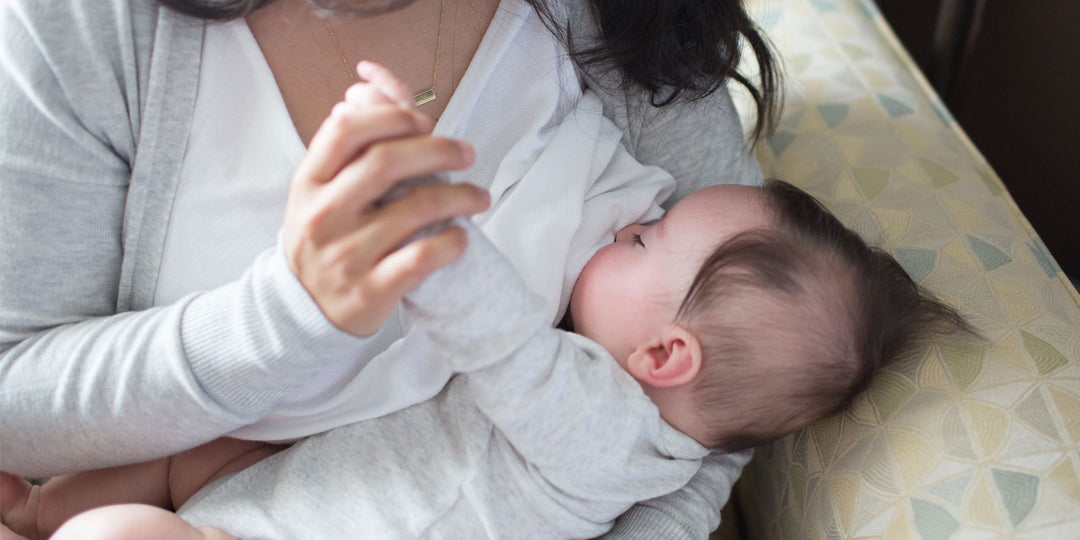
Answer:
top-left (0, 0), bottom-right (366, 477)
top-left (612, 85), bottom-right (765, 204)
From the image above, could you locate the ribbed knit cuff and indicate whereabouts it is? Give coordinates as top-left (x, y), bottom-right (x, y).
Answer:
top-left (181, 238), bottom-right (368, 418)
top-left (601, 502), bottom-right (702, 540)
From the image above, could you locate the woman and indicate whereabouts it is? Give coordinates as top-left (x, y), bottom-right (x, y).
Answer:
top-left (0, 0), bottom-right (778, 536)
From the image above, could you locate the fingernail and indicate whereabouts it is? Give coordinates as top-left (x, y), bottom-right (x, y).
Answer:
top-left (356, 60), bottom-right (373, 78)
top-left (458, 141), bottom-right (474, 163)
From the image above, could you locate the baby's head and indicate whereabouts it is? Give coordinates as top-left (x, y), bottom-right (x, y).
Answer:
top-left (569, 180), bottom-right (969, 451)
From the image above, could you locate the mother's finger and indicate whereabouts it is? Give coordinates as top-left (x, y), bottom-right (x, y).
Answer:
top-left (352, 60), bottom-right (414, 110)
top-left (367, 225), bottom-right (470, 302)
top-left (342, 182), bottom-right (489, 262)
top-left (319, 134), bottom-right (474, 214)
top-left (343, 82), bottom-right (398, 110)
top-left (296, 103), bottom-right (433, 185)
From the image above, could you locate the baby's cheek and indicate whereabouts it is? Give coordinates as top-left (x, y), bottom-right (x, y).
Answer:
top-left (569, 260), bottom-right (611, 327)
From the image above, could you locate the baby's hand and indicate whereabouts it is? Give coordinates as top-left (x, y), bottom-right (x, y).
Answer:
top-left (346, 61), bottom-right (417, 111)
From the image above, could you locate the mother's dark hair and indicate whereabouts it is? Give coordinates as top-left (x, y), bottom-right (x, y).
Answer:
top-left (154, 0), bottom-right (780, 141)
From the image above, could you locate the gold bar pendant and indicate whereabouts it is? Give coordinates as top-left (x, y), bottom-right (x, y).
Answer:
top-left (413, 88), bottom-right (437, 106)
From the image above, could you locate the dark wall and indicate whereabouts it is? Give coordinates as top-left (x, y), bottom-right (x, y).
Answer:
top-left (875, 0), bottom-right (1080, 273)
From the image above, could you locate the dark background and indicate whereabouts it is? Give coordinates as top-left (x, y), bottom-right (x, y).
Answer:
top-left (873, 0), bottom-right (1079, 282)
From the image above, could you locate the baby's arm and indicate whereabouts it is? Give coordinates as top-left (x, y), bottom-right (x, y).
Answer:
top-left (403, 220), bottom-right (707, 526)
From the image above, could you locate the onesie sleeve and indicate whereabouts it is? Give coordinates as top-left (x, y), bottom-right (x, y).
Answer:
top-left (617, 85), bottom-right (765, 206)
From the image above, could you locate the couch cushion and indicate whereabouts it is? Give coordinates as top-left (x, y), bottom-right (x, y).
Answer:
top-left (726, 0), bottom-right (1080, 537)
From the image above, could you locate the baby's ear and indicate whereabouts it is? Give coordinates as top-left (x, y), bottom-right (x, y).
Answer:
top-left (626, 326), bottom-right (703, 388)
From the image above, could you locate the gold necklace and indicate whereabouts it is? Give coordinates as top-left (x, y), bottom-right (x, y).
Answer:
top-left (323, 0), bottom-right (445, 107)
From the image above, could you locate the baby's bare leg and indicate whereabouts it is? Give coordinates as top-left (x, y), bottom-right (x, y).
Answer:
top-left (51, 504), bottom-right (237, 540)
top-left (2, 459), bottom-right (169, 540)
top-left (0, 438), bottom-right (284, 539)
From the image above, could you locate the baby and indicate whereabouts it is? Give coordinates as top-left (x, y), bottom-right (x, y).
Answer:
top-left (1, 71), bottom-right (967, 540)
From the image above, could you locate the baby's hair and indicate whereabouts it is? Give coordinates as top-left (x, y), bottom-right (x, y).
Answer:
top-left (677, 179), bottom-right (974, 452)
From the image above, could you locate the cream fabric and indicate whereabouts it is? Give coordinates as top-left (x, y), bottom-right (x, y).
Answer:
top-left (721, 0), bottom-right (1080, 537)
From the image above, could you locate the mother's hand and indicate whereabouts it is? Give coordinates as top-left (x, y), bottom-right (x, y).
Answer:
top-left (282, 98), bottom-right (489, 337)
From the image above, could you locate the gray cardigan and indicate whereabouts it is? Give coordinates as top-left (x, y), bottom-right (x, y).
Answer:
top-left (0, 0), bottom-right (760, 537)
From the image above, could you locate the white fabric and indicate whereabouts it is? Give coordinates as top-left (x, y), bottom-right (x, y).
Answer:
top-left (155, 21), bottom-right (303, 308)
top-left (162, 1), bottom-right (671, 441)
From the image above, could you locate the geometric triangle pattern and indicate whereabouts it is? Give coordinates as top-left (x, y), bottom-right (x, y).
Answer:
top-left (818, 103), bottom-right (850, 128)
top-left (966, 235), bottom-right (1012, 271)
top-left (878, 93), bottom-right (915, 117)
top-left (894, 247), bottom-right (936, 283)
top-left (924, 472), bottom-right (973, 509)
top-left (991, 468), bottom-right (1040, 527)
top-left (717, 0), bottom-right (1080, 538)
top-left (911, 498), bottom-right (961, 540)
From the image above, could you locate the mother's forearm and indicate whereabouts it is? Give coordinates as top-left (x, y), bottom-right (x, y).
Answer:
top-left (0, 244), bottom-right (366, 478)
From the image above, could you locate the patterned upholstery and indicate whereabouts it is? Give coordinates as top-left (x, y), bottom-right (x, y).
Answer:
top-left (718, 0), bottom-right (1080, 537)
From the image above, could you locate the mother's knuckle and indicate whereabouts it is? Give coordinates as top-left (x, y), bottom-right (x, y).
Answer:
top-left (405, 243), bottom-right (437, 273)
top-left (347, 279), bottom-right (374, 305)
top-left (323, 242), bottom-right (351, 267)
top-left (364, 145), bottom-right (394, 177)
top-left (388, 108), bottom-right (417, 130)
top-left (412, 186), bottom-right (446, 211)
top-left (296, 216), bottom-right (324, 247)
top-left (325, 108), bottom-right (352, 133)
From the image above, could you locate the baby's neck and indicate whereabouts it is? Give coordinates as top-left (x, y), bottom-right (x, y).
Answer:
top-left (638, 381), bottom-right (711, 448)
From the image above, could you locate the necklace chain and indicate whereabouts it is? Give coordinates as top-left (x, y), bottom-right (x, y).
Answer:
top-left (323, 0), bottom-right (445, 106)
